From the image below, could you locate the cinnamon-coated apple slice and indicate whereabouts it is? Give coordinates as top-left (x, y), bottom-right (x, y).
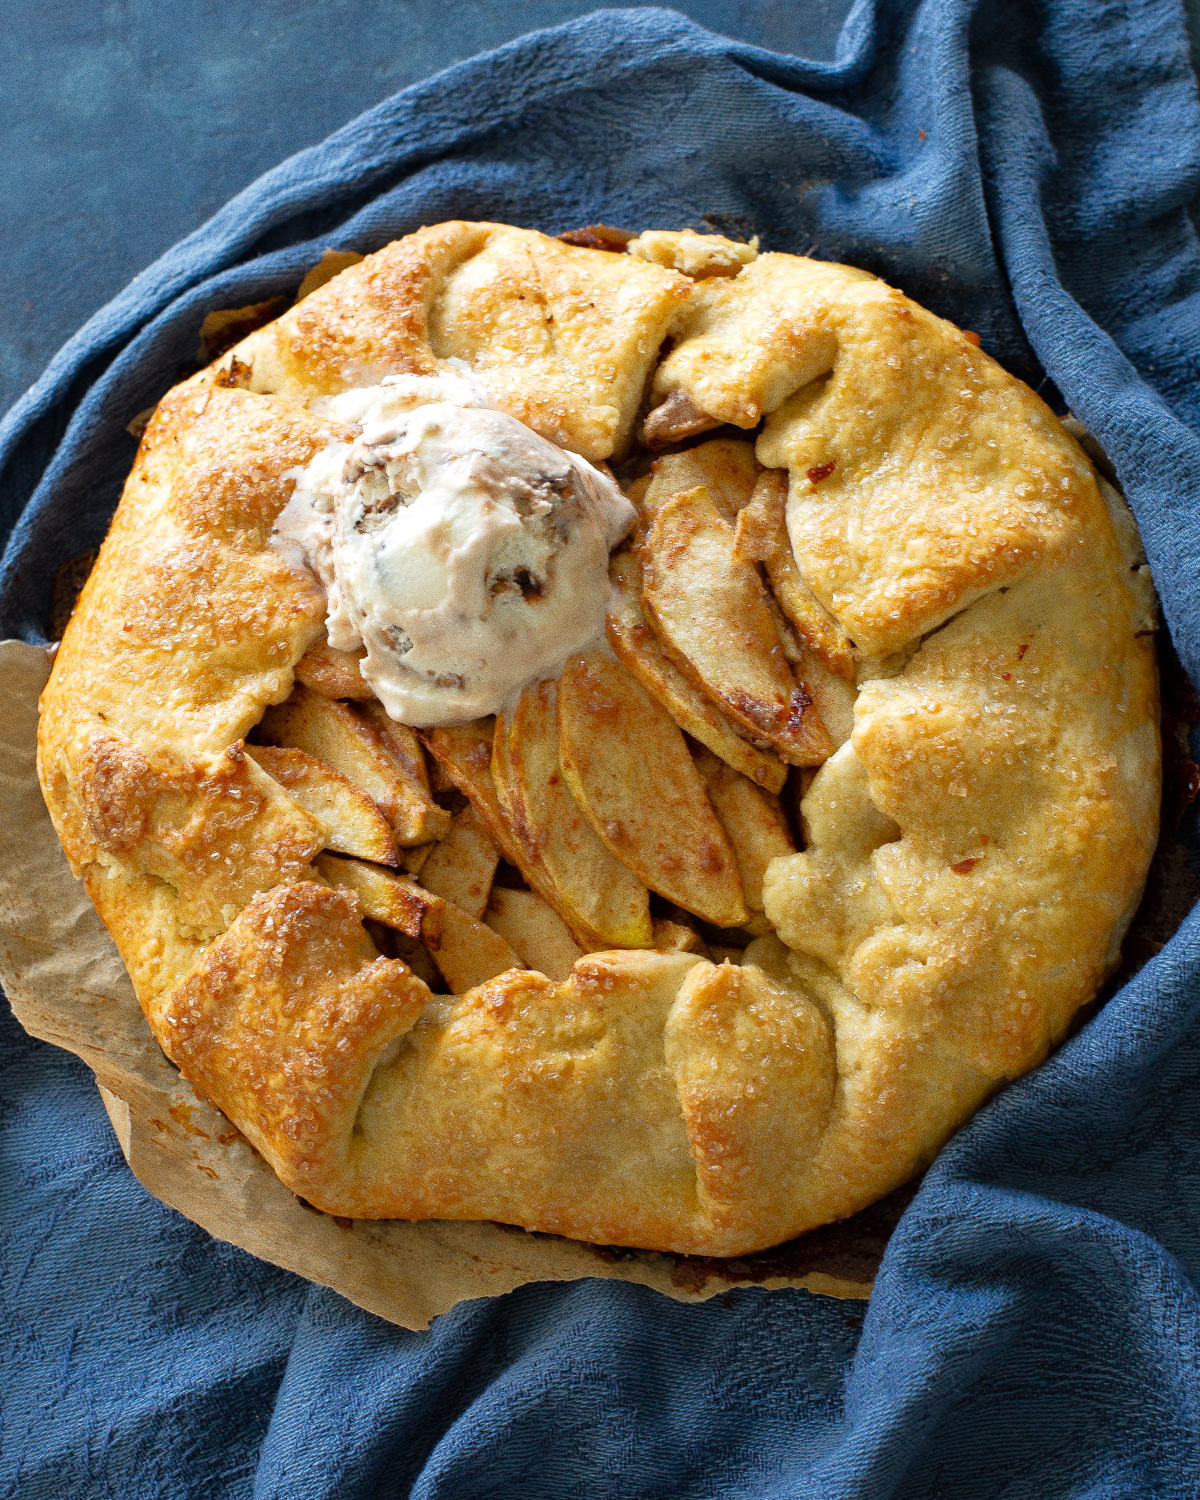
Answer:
top-left (430, 903), bottom-right (526, 995)
top-left (420, 714), bottom-right (609, 948)
top-left (319, 841), bottom-right (522, 994)
top-left (484, 886), bottom-right (585, 981)
top-left (292, 633), bottom-right (376, 700)
top-left (639, 437), bottom-right (761, 525)
top-left (557, 650), bottom-right (748, 928)
top-left (419, 719), bottom-right (518, 861)
top-left (493, 678), bottom-right (653, 950)
top-left (422, 718), bottom-right (611, 945)
top-left (246, 745), bottom-right (397, 866)
top-left (607, 549), bottom-right (787, 793)
top-left (258, 684), bottom-right (447, 845)
top-left (315, 851), bottom-right (444, 947)
top-left (640, 485), bottom-right (832, 766)
top-left (357, 701), bottom-right (451, 843)
top-left (419, 803), bottom-right (501, 920)
top-left (733, 469), bottom-right (856, 680)
top-left (692, 745), bottom-right (795, 916)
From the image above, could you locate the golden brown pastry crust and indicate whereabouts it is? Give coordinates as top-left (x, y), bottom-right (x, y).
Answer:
top-left (38, 225), bottom-right (1160, 1256)
top-left (208, 221), bottom-right (690, 463)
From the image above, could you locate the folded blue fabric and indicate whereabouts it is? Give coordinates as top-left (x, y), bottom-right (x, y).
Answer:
top-left (4, 3), bottom-right (1200, 1495)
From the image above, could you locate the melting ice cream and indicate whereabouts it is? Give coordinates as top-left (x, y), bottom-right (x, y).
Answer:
top-left (272, 373), bottom-right (635, 725)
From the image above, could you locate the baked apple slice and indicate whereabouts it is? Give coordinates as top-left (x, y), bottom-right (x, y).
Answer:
top-left (733, 469), bottom-right (856, 680)
top-left (315, 851), bottom-right (444, 946)
top-left (484, 887), bottom-right (585, 981)
top-left (399, 843), bottom-right (434, 875)
top-left (640, 437), bottom-right (761, 525)
top-left (493, 678), bottom-right (653, 950)
top-left (692, 746), bottom-right (795, 916)
top-left (293, 633), bottom-right (376, 700)
top-left (318, 847), bottom-right (521, 994)
top-left (652, 916), bottom-right (710, 954)
top-left (246, 745), bottom-right (397, 866)
top-left (420, 720), bottom-right (519, 859)
top-left (606, 549), bottom-right (787, 793)
top-left (258, 684), bottom-right (446, 845)
top-left (356, 702), bottom-right (451, 843)
top-left (421, 718), bottom-right (589, 931)
top-left (640, 485), bottom-right (832, 766)
top-left (642, 388), bottom-right (721, 449)
top-left (419, 803), bottom-right (500, 920)
top-left (557, 651), bottom-right (748, 928)
top-left (431, 904), bottom-right (526, 995)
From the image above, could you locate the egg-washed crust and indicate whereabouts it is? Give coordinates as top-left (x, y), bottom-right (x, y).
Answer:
top-left (37, 225), bottom-right (1160, 1256)
top-left (203, 220), bottom-right (691, 464)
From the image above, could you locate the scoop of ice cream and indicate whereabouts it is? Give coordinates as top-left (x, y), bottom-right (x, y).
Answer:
top-left (272, 374), bottom-right (636, 725)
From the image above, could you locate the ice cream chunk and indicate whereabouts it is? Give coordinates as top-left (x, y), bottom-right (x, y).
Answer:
top-left (272, 374), bottom-right (636, 725)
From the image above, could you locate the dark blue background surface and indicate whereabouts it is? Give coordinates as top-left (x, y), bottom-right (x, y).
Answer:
top-left (5, 3), bottom-right (1200, 1495)
top-left (0, 1), bottom-right (852, 420)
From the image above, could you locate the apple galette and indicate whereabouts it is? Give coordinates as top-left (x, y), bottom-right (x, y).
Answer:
top-left (37, 222), bottom-right (1159, 1256)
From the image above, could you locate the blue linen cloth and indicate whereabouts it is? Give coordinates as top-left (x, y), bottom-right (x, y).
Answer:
top-left (3, 2), bottom-right (1200, 1493)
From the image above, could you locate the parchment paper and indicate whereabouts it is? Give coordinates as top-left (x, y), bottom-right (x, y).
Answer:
top-left (0, 639), bottom-right (875, 1330)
